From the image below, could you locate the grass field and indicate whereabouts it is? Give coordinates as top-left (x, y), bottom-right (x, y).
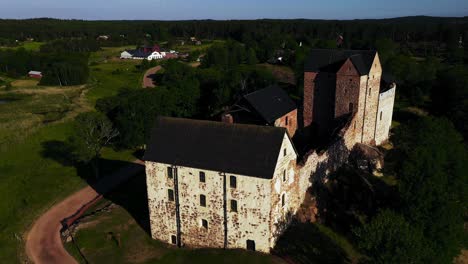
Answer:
top-left (0, 41), bottom-right (44, 51)
top-left (0, 46), bottom-right (143, 262)
top-left (87, 48), bottom-right (142, 105)
top-left (172, 40), bottom-right (224, 54)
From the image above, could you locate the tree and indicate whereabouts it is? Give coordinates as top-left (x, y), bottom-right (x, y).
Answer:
top-left (246, 48), bottom-right (258, 65)
top-left (353, 210), bottom-right (428, 264)
top-left (392, 117), bottom-right (468, 263)
top-left (69, 112), bottom-right (119, 179)
top-left (431, 66), bottom-right (468, 140)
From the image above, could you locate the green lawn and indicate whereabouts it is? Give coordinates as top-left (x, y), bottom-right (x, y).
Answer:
top-left (0, 41), bottom-right (44, 51)
top-left (0, 46), bottom-right (143, 262)
top-left (86, 60), bottom-right (142, 105)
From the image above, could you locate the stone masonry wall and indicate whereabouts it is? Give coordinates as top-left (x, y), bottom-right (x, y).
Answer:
top-left (375, 86), bottom-right (396, 145)
top-left (269, 134), bottom-right (299, 249)
top-left (335, 59), bottom-right (361, 119)
top-left (303, 72), bottom-right (317, 127)
top-left (361, 55), bottom-right (382, 145)
top-left (274, 109), bottom-right (298, 137)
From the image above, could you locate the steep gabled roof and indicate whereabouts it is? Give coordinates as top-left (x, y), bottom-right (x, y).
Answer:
top-left (243, 85), bottom-right (297, 124)
top-left (305, 49), bottom-right (377, 75)
top-left (144, 117), bottom-right (289, 179)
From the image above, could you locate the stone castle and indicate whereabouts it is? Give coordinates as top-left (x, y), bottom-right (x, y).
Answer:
top-left (144, 50), bottom-right (396, 253)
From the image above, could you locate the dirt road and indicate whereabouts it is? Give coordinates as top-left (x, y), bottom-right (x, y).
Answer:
top-left (26, 161), bottom-right (145, 264)
top-left (142, 65), bottom-right (162, 88)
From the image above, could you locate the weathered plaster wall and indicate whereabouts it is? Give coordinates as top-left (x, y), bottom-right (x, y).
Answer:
top-left (274, 109), bottom-right (298, 137)
top-left (361, 55), bottom-right (382, 145)
top-left (375, 86), bottom-right (396, 145)
top-left (146, 162), bottom-right (177, 244)
top-left (269, 134), bottom-right (298, 248)
top-left (176, 166), bottom-right (225, 248)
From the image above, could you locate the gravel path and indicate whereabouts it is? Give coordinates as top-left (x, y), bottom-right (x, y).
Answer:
top-left (142, 65), bottom-right (162, 88)
top-left (25, 160), bottom-right (145, 264)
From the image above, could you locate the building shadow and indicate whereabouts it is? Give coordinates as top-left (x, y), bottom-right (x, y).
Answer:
top-left (40, 140), bottom-right (150, 235)
top-left (273, 221), bottom-right (349, 264)
top-left (102, 172), bottom-right (152, 236)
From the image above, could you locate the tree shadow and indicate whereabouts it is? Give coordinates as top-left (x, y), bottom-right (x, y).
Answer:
top-left (273, 221), bottom-right (349, 264)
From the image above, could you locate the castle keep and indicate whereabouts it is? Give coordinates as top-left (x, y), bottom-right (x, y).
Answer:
top-left (145, 49), bottom-right (396, 253)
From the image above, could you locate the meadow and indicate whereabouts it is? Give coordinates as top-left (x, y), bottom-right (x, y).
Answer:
top-left (0, 47), bottom-right (141, 261)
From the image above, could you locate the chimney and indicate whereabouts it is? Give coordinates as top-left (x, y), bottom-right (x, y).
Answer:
top-left (221, 114), bottom-right (234, 124)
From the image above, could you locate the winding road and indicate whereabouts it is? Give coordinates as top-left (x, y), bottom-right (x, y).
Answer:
top-left (142, 65), bottom-right (162, 88)
top-left (25, 160), bottom-right (145, 264)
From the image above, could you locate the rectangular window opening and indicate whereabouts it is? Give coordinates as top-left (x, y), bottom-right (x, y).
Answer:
top-left (285, 116), bottom-right (289, 125)
top-left (199, 171), bottom-right (205, 183)
top-left (167, 167), bottom-right (173, 179)
top-left (202, 219), bottom-right (208, 229)
top-left (200, 194), bottom-right (206, 207)
top-left (230, 200), bottom-right (238, 212)
top-left (171, 235), bottom-right (177, 245)
top-left (230, 176), bottom-right (237, 188)
top-left (168, 189), bottom-right (174, 201)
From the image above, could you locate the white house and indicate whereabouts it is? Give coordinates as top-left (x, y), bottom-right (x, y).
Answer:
top-left (120, 50), bottom-right (134, 59)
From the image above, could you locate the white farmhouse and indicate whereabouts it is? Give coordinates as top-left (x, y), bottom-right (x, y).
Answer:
top-left (144, 117), bottom-right (301, 253)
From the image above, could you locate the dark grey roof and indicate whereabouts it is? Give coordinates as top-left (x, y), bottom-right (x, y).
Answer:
top-left (126, 49), bottom-right (151, 58)
top-left (380, 72), bottom-right (397, 93)
top-left (304, 49), bottom-right (377, 75)
top-left (144, 117), bottom-right (288, 179)
top-left (243, 85), bottom-right (297, 124)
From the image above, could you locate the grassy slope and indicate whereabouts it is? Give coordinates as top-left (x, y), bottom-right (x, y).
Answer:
top-left (64, 175), bottom-right (282, 264)
top-left (0, 47), bottom-right (142, 261)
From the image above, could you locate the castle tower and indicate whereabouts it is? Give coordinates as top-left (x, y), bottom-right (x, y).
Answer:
top-left (303, 50), bottom-right (389, 146)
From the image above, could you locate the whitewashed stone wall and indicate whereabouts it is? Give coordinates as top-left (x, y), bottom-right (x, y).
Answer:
top-left (375, 86), bottom-right (396, 145)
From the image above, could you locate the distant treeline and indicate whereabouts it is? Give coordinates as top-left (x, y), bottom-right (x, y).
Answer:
top-left (0, 40), bottom-right (92, 86)
top-left (0, 17), bottom-right (467, 49)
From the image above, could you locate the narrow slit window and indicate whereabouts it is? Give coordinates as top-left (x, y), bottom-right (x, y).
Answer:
top-left (283, 170), bottom-right (286, 182)
top-left (380, 111), bottom-right (383, 121)
top-left (200, 194), bottom-right (206, 207)
top-left (199, 171), bottom-right (205, 183)
top-left (168, 189), bottom-right (174, 201)
top-left (283, 148), bottom-right (287, 156)
top-left (230, 176), bottom-right (237, 188)
top-left (282, 193), bottom-right (285, 207)
top-left (285, 116), bottom-right (289, 125)
top-left (369, 88), bottom-right (372, 96)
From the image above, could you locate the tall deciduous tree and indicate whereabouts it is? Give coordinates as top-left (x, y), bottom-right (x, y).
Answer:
top-left (353, 209), bottom-right (428, 264)
top-left (392, 117), bottom-right (468, 263)
top-left (69, 112), bottom-right (119, 179)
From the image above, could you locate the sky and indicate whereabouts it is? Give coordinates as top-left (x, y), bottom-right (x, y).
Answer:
top-left (0, 0), bottom-right (467, 20)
